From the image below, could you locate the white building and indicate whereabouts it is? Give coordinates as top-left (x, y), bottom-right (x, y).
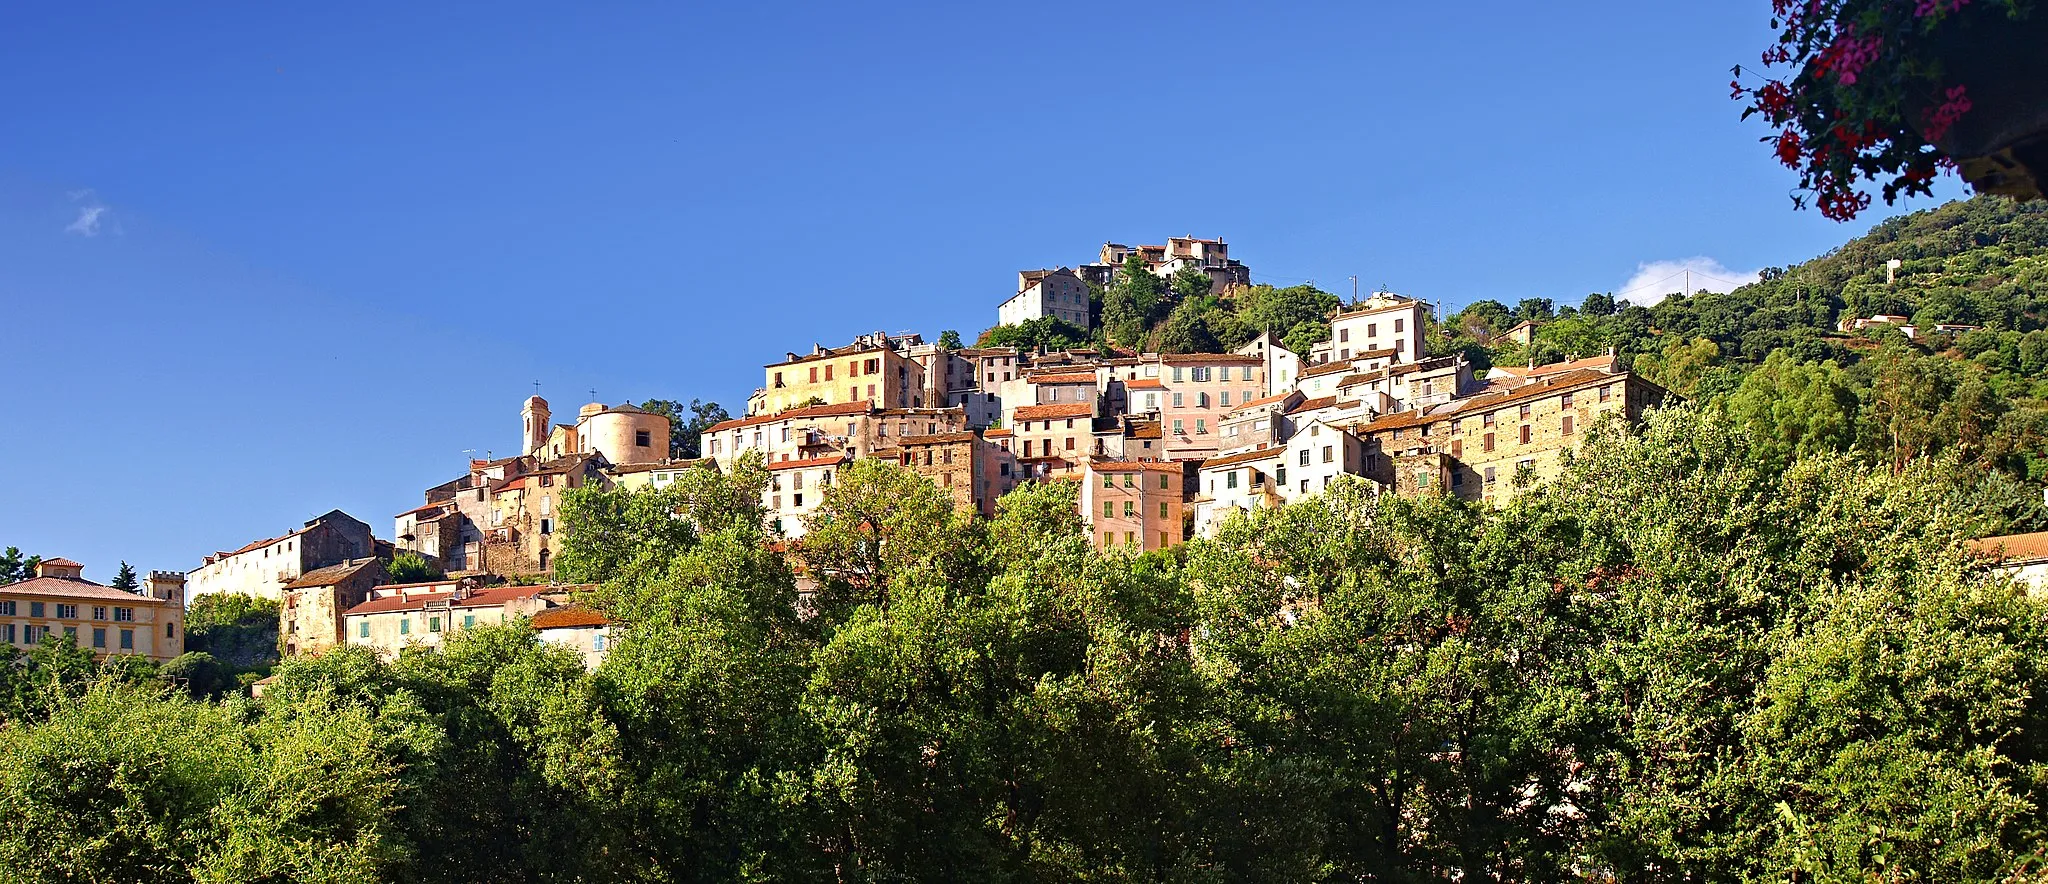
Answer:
top-left (1236, 332), bottom-right (1304, 396)
top-left (1327, 292), bottom-right (1428, 366)
top-left (1277, 417), bottom-right (1369, 499)
top-left (1192, 446), bottom-right (1286, 537)
top-left (189, 510), bottom-right (378, 601)
top-left (997, 268), bottom-right (1091, 329)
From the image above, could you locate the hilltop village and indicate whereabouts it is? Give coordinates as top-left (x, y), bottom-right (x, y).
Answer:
top-left (5, 236), bottom-right (1673, 669)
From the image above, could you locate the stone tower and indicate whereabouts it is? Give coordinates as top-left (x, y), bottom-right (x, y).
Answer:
top-left (522, 396), bottom-right (551, 457)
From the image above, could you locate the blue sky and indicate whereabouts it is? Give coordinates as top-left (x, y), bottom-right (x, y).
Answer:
top-left (0, 1), bottom-right (1970, 577)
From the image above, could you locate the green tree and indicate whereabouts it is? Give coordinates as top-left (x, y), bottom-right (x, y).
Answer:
top-left (159, 652), bottom-right (234, 699)
top-left (385, 552), bottom-right (441, 584)
top-left (640, 398), bottom-right (732, 459)
top-left (0, 548), bottom-right (39, 585)
top-left (185, 593), bottom-right (281, 672)
top-left (110, 561), bottom-right (137, 592)
top-left (937, 328), bottom-right (963, 349)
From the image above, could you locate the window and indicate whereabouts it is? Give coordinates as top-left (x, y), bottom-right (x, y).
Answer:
top-left (1394, 339), bottom-right (1404, 354)
top-left (1157, 531), bottom-right (1168, 547)
top-left (593, 634), bottom-right (608, 651)
top-left (1220, 391), bottom-right (1230, 407)
top-left (119, 629), bottom-right (133, 650)
top-left (1104, 501), bottom-right (1115, 518)
top-left (1484, 432), bottom-right (1496, 452)
top-left (1173, 419), bottom-right (1185, 434)
top-left (1226, 471), bottom-right (1239, 490)
top-left (824, 365), bottom-right (834, 381)
top-left (1561, 391), bottom-right (1575, 408)
top-left (92, 628), bottom-right (105, 649)
top-left (1519, 404), bottom-right (1532, 419)
top-left (1104, 474), bottom-right (1116, 487)
top-left (464, 614), bottom-right (476, 629)
top-left (1159, 474), bottom-right (1170, 490)
top-left (0, 624), bottom-right (12, 643)
top-left (56, 604), bottom-right (76, 619)
top-left (1064, 437), bottom-right (1075, 450)
top-left (360, 621), bottom-right (370, 638)
top-left (1483, 412), bottom-right (1496, 428)
top-left (1367, 323), bottom-right (1377, 336)
top-left (1562, 415), bottom-right (1575, 435)
top-left (1196, 419), bottom-right (1207, 434)
top-left (793, 493), bottom-right (804, 506)
top-left (401, 619), bottom-right (412, 635)
top-left (1158, 501), bottom-right (1169, 519)
top-left (1103, 531), bottom-right (1114, 546)
top-left (1322, 445), bottom-right (1334, 463)
top-left (166, 622), bottom-right (175, 638)
top-left (1299, 449), bottom-right (1310, 467)
top-left (1599, 384), bottom-right (1613, 403)
top-left (429, 617), bottom-right (442, 633)
top-left (540, 518), bottom-right (553, 535)
top-left (1339, 328), bottom-right (1350, 342)
top-left (1172, 392), bottom-right (1184, 408)
top-left (1394, 317), bottom-right (1404, 332)
top-left (1125, 531), bottom-right (1135, 545)
top-left (1122, 474), bottom-right (1134, 487)
top-left (1520, 425), bottom-right (1533, 444)
top-left (0, 601), bottom-right (12, 616)
top-left (91, 606), bottom-right (106, 621)
top-left (808, 367), bottom-right (818, 383)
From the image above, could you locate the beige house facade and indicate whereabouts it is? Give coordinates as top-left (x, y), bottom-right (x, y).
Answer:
top-left (0, 559), bottom-right (186, 661)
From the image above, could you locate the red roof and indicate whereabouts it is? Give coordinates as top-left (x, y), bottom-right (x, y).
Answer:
top-left (0, 577), bottom-right (168, 603)
top-left (343, 584), bottom-right (548, 617)
top-left (1124, 378), bottom-right (1167, 390)
top-left (767, 455), bottom-right (847, 471)
top-left (531, 605), bottom-right (610, 629)
top-left (39, 557), bottom-right (83, 568)
top-left (1030, 371), bottom-right (1097, 384)
top-left (706, 401), bottom-right (872, 433)
top-left (1013, 402), bottom-right (1095, 422)
top-left (1965, 531), bottom-right (2048, 564)
top-left (1201, 447), bottom-right (1285, 470)
top-left (1286, 396), bottom-right (1338, 415)
top-left (1300, 359), bottom-right (1356, 380)
top-left (1159, 353), bottom-right (1261, 365)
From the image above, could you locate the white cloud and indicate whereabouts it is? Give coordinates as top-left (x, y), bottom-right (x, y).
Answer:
top-left (63, 189), bottom-right (110, 237)
top-left (1616, 256), bottom-right (1761, 305)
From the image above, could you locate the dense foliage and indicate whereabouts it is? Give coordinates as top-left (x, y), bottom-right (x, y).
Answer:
top-left (979, 256), bottom-right (1342, 357)
top-left (640, 398), bottom-right (733, 460)
top-left (185, 592), bottom-right (282, 675)
top-left (1438, 195), bottom-right (2048, 481)
top-left (384, 552), bottom-right (440, 584)
top-left (3, 408), bottom-right (2046, 881)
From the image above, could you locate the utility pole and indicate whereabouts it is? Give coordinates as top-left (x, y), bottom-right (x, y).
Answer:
top-left (1684, 269), bottom-right (1690, 298)
top-left (1349, 275), bottom-right (1358, 303)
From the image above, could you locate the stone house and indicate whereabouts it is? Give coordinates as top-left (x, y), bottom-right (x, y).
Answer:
top-left (342, 581), bottom-right (580, 659)
top-left (1010, 402), bottom-right (1097, 479)
top-left (998, 267), bottom-right (1092, 330)
top-left (765, 454), bottom-right (846, 538)
top-left (280, 557), bottom-right (386, 657)
top-left (756, 332), bottom-right (929, 416)
top-left (898, 431), bottom-right (1013, 518)
top-left (532, 605), bottom-right (614, 670)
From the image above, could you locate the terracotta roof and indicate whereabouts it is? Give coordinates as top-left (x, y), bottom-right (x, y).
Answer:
top-left (39, 558), bottom-right (83, 568)
top-left (1300, 359), bottom-right (1356, 380)
top-left (608, 459), bottom-right (706, 475)
top-left (1333, 296), bottom-right (1421, 319)
top-left (343, 584), bottom-right (548, 617)
top-left (285, 559), bottom-right (380, 590)
top-left (1966, 531), bottom-right (2048, 564)
top-left (1090, 459), bottom-right (1186, 473)
top-left (0, 577), bottom-right (166, 603)
top-left (532, 605), bottom-right (610, 629)
top-left (767, 455), bottom-right (847, 471)
top-left (1491, 354), bottom-right (1620, 380)
top-left (1159, 353), bottom-right (1261, 365)
top-left (1236, 392), bottom-right (1293, 409)
top-left (1357, 409), bottom-right (1432, 435)
top-left (395, 502), bottom-right (449, 518)
top-left (1013, 403), bottom-right (1095, 421)
top-left (1201, 447), bottom-right (1285, 470)
top-left (1455, 369), bottom-right (1636, 414)
top-left (1124, 378), bottom-right (1167, 390)
top-left (1030, 372), bottom-right (1097, 385)
top-left (1286, 396), bottom-right (1338, 415)
top-left (765, 342), bottom-right (895, 368)
top-left (902, 432), bottom-right (977, 445)
top-left (707, 401), bottom-right (872, 433)
top-left (1127, 422), bottom-right (1163, 439)
top-left (984, 428), bottom-right (1013, 438)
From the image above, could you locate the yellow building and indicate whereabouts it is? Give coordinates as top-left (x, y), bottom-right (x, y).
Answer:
top-left (757, 334), bottom-right (928, 416)
top-left (0, 558), bottom-right (186, 661)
